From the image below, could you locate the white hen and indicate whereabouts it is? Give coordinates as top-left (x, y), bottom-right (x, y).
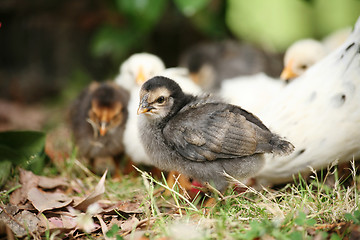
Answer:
top-left (255, 18), bottom-right (360, 185)
top-left (219, 73), bottom-right (286, 117)
top-left (115, 53), bottom-right (201, 166)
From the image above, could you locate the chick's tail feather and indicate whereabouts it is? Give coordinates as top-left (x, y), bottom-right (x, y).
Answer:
top-left (270, 135), bottom-right (295, 156)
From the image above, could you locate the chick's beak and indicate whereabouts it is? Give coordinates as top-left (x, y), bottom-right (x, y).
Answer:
top-left (137, 99), bottom-right (154, 115)
top-left (136, 67), bottom-right (146, 86)
top-left (280, 59), bottom-right (298, 81)
top-left (99, 122), bottom-right (107, 136)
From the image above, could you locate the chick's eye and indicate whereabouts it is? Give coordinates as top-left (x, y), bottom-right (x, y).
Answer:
top-left (157, 96), bottom-right (165, 104)
top-left (299, 64), bottom-right (308, 70)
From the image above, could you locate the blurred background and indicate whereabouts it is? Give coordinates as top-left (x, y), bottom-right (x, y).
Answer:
top-left (0, 0), bottom-right (359, 130)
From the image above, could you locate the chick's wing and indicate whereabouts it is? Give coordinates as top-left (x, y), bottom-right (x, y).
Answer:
top-left (163, 103), bottom-right (263, 162)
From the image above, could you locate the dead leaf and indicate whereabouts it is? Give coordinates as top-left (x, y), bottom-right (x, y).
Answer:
top-left (101, 200), bottom-right (143, 216)
top-left (10, 169), bottom-right (39, 205)
top-left (0, 209), bottom-right (41, 237)
top-left (108, 217), bottom-right (124, 229)
top-left (44, 215), bottom-right (77, 231)
top-left (121, 216), bottom-right (140, 232)
top-left (38, 176), bottom-right (68, 189)
top-left (74, 170), bottom-right (107, 211)
top-left (124, 230), bottom-right (151, 240)
top-left (27, 188), bottom-right (72, 212)
top-left (96, 215), bottom-right (112, 240)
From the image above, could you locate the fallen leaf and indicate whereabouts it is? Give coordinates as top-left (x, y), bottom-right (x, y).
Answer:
top-left (43, 215), bottom-right (77, 232)
top-left (0, 209), bottom-right (41, 237)
top-left (38, 176), bottom-right (68, 189)
top-left (10, 169), bottom-right (39, 205)
top-left (27, 188), bottom-right (72, 212)
top-left (101, 200), bottom-right (143, 215)
top-left (96, 215), bottom-right (112, 240)
top-left (74, 170), bottom-right (107, 211)
top-left (61, 215), bottom-right (77, 229)
top-left (121, 216), bottom-right (140, 232)
top-left (124, 230), bottom-right (151, 240)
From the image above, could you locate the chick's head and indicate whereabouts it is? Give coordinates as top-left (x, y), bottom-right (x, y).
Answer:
top-left (137, 76), bottom-right (186, 120)
top-left (88, 85), bottom-right (124, 136)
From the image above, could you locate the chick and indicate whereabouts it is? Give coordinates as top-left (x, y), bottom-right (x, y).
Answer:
top-left (281, 27), bottom-right (351, 82)
top-left (137, 76), bottom-right (294, 192)
top-left (180, 40), bottom-right (283, 92)
top-left (280, 39), bottom-right (327, 81)
top-left (69, 81), bottom-right (129, 174)
top-left (115, 53), bottom-right (201, 166)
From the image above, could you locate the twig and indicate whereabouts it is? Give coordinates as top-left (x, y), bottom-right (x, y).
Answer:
top-left (312, 221), bottom-right (348, 230)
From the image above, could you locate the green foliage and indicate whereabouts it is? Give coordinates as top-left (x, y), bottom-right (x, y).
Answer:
top-left (92, 0), bottom-right (167, 63)
top-left (294, 212), bottom-right (316, 227)
top-left (173, 0), bottom-right (210, 17)
top-left (91, 0), bottom-right (228, 65)
top-left (0, 131), bottom-right (47, 186)
top-left (106, 224), bottom-right (124, 239)
top-left (345, 209), bottom-right (360, 224)
top-left (226, 0), bottom-right (360, 52)
top-left (115, 0), bottom-right (167, 31)
top-left (239, 212), bottom-right (316, 240)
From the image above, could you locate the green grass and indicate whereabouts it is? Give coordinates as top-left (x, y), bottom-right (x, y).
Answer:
top-left (102, 160), bottom-right (359, 240)
top-left (2, 152), bottom-right (359, 239)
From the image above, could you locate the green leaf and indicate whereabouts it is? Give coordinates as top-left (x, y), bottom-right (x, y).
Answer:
top-left (115, 0), bottom-right (166, 31)
top-left (91, 26), bottom-right (138, 61)
top-left (173, 0), bottom-right (210, 17)
top-left (294, 212), bottom-right (306, 226)
top-left (288, 231), bottom-right (303, 240)
top-left (345, 212), bottom-right (355, 221)
top-left (0, 160), bottom-right (12, 187)
top-left (0, 131), bottom-right (46, 174)
top-left (306, 218), bottom-right (316, 226)
top-left (106, 224), bottom-right (120, 238)
top-left (354, 210), bottom-right (360, 221)
top-left (330, 233), bottom-right (342, 240)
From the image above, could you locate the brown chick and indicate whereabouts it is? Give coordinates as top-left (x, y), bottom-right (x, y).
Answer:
top-left (69, 81), bottom-right (130, 175)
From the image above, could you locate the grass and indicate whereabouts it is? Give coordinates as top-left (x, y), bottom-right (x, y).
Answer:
top-left (97, 159), bottom-right (359, 240)
top-left (2, 152), bottom-right (359, 239)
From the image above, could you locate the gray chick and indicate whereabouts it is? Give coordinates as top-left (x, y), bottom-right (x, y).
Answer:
top-left (137, 76), bottom-right (294, 192)
top-left (180, 40), bottom-right (283, 92)
top-left (69, 81), bottom-right (129, 174)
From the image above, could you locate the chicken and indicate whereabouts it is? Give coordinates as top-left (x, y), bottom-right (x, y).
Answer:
top-left (256, 18), bottom-right (360, 185)
top-left (115, 53), bottom-right (201, 166)
top-left (69, 81), bottom-right (129, 175)
top-left (180, 40), bottom-right (283, 92)
top-left (280, 27), bottom-right (352, 81)
top-left (137, 76), bottom-right (294, 192)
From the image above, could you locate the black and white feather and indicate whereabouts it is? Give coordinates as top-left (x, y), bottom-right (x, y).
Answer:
top-left (256, 18), bottom-right (360, 184)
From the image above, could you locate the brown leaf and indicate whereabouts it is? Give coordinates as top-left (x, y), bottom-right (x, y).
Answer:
top-left (101, 200), bottom-right (143, 215)
top-left (0, 209), bottom-right (41, 237)
top-left (96, 215), bottom-right (112, 240)
top-left (73, 170), bottom-right (107, 212)
top-left (41, 215), bottom-right (77, 233)
top-left (27, 188), bottom-right (73, 212)
top-left (121, 216), bottom-right (140, 232)
top-left (10, 169), bottom-right (39, 205)
top-left (38, 176), bottom-right (68, 189)
top-left (124, 230), bottom-right (151, 240)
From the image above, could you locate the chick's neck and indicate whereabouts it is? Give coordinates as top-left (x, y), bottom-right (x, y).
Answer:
top-left (158, 94), bottom-right (194, 129)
